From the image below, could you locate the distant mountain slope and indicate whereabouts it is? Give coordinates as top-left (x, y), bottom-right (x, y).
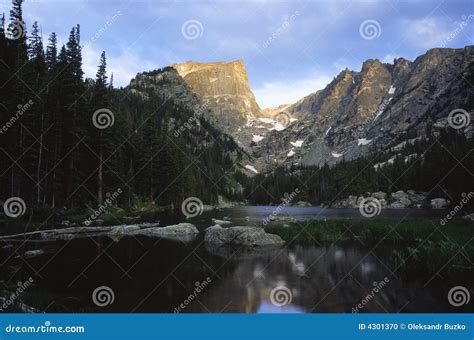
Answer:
top-left (255, 46), bottom-right (473, 168)
top-left (130, 46), bottom-right (473, 175)
top-left (124, 67), bottom-right (251, 198)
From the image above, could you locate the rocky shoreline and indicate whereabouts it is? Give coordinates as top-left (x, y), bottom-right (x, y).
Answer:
top-left (328, 190), bottom-right (450, 209)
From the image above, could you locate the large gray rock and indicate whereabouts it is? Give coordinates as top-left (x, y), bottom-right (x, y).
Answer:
top-left (372, 191), bottom-right (387, 200)
top-left (463, 213), bottom-right (474, 221)
top-left (332, 195), bottom-right (358, 208)
top-left (125, 223), bottom-right (199, 242)
top-left (23, 249), bottom-right (46, 259)
top-left (430, 198), bottom-right (450, 209)
top-left (406, 190), bottom-right (426, 205)
top-left (389, 191), bottom-right (412, 208)
top-left (204, 225), bottom-right (284, 248)
top-left (330, 190), bottom-right (427, 209)
top-left (211, 218), bottom-right (232, 227)
top-left (295, 201), bottom-right (312, 207)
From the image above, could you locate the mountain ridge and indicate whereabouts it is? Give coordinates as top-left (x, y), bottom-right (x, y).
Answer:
top-left (131, 46), bottom-right (473, 174)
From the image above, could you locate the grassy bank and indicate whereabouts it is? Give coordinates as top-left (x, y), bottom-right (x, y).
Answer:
top-left (272, 218), bottom-right (473, 277)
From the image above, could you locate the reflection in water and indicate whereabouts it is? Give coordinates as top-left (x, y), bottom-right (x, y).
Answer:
top-left (0, 206), bottom-right (461, 313)
top-left (189, 244), bottom-right (444, 313)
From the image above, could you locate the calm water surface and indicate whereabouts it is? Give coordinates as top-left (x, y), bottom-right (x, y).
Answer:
top-left (0, 206), bottom-right (468, 313)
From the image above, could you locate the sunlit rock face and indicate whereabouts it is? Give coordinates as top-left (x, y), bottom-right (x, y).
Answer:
top-left (172, 60), bottom-right (263, 148)
top-left (172, 60), bottom-right (261, 116)
top-left (257, 46), bottom-right (474, 168)
top-left (132, 47), bottom-right (473, 173)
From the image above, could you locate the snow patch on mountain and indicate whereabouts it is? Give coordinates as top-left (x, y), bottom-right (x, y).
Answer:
top-left (358, 138), bottom-right (372, 146)
top-left (245, 165), bottom-right (259, 174)
top-left (290, 140), bottom-right (304, 147)
top-left (259, 118), bottom-right (275, 124)
top-left (270, 123), bottom-right (286, 131)
top-left (325, 126), bottom-right (332, 136)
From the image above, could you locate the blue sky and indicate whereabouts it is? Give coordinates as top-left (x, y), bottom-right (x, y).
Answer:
top-left (3, 0), bottom-right (473, 107)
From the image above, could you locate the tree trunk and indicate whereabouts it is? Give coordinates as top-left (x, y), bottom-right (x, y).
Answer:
top-left (97, 147), bottom-right (103, 205)
top-left (36, 110), bottom-right (44, 204)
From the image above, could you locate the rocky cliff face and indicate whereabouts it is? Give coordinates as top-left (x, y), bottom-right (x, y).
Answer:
top-left (172, 60), bottom-right (263, 147)
top-left (254, 46), bottom-right (473, 169)
top-left (131, 46), bottom-right (473, 175)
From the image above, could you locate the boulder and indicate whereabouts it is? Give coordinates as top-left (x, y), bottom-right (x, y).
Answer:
top-left (390, 191), bottom-right (412, 208)
top-left (406, 190), bottom-right (426, 205)
top-left (204, 225), bottom-right (284, 248)
top-left (372, 191), bottom-right (387, 200)
top-left (23, 249), bottom-right (46, 258)
top-left (330, 190), bottom-right (425, 209)
top-left (332, 195), bottom-right (358, 208)
top-left (126, 223), bottom-right (199, 242)
top-left (389, 201), bottom-right (407, 209)
top-left (211, 218), bottom-right (232, 227)
top-left (60, 220), bottom-right (71, 227)
top-left (108, 225), bottom-right (142, 240)
top-left (430, 198), bottom-right (450, 209)
top-left (295, 201), bottom-right (312, 207)
top-left (463, 213), bottom-right (474, 221)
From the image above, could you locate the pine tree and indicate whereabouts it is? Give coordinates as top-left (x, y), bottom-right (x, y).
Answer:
top-left (45, 32), bottom-right (57, 72)
top-left (28, 21), bottom-right (46, 79)
top-left (91, 51), bottom-right (109, 205)
top-left (8, 0), bottom-right (27, 64)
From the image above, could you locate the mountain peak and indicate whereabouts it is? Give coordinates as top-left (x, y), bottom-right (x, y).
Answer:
top-left (361, 58), bottom-right (383, 71)
top-left (172, 59), bottom-right (245, 77)
top-left (171, 59), bottom-right (262, 147)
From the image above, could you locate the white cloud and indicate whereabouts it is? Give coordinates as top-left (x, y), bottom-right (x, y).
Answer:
top-left (404, 17), bottom-right (452, 49)
top-left (253, 74), bottom-right (332, 108)
top-left (82, 46), bottom-right (158, 87)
